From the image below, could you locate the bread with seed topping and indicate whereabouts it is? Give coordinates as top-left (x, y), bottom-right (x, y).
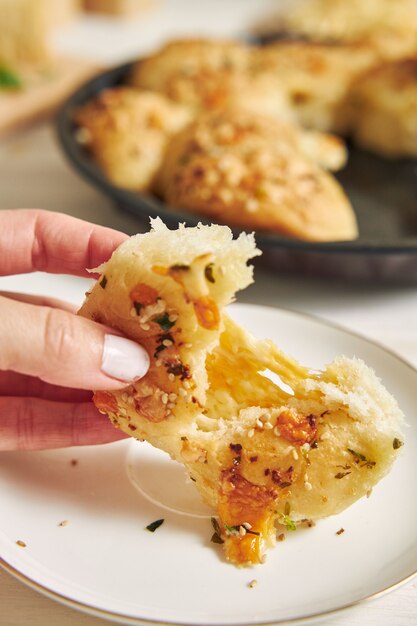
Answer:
top-left (78, 219), bottom-right (404, 565)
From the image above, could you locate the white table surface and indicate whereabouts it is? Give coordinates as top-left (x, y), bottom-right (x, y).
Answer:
top-left (1, 1), bottom-right (417, 624)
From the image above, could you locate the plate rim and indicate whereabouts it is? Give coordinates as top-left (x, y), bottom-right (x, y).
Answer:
top-left (55, 62), bottom-right (417, 256)
top-left (1, 302), bottom-right (417, 626)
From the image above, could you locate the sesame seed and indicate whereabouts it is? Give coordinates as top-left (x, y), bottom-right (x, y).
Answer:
top-left (239, 526), bottom-right (247, 537)
top-left (248, 579), bottom-right (257, 588)
top-left (130, 308), bottom-right (137, 317)
top-left (178, 387), bottom-right (187, 397)
top-left (246, 199), bottom-right (259, 213)
top-left (218, 265), bottom-right (226, 276)
top-left (292, 449), bottom-right (299, 460)
top-left (140, 323), bottom-right (150, 331)
top-left (183, 381), bottom-right (191, 389)
top-left (119, 408), bottom-right (127, 416)
top-left (168, 313), bottom-right (178, 322)
top-left (274, 426), bottom-right (281, 437)
top-left (264, 422), bottom-right (273, 430)
top-left (184, 343), bottom-right (192, 349)
top-left (167, 373), bottom-right (175, 382)
top-left (168, 393), bottom-right (177, 401)
top-left (304, 481), bottom-right (313, 491)
top-left (256, 419), bottom-right (264, 428)
top-left (127, 396), bottom-right (134, 405)
top-left (155, 359), bottom-right (162, 367)
top-left (121, 392), bottom-right (128, 403)
top-left (161, 393), bottom-right (169, 405)
top-left (248, 429), bottom-right (255, 438)
top-left (242, 522), bottom-right (252, 530)
top-left (167, 402), bottom-right (175, 409)
top-left (163, 339), bottom-right (173, 347)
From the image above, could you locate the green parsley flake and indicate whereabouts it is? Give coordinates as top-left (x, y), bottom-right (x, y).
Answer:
top-left (155, 313), bottom-right (175, 332)
top-left (145, 519), bottom-right (164, 532)
top-left (0, 67), bottom-right (23, 90)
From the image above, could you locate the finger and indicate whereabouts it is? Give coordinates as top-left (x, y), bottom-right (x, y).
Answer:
top-left (0, 296), bottom-right (150, 390)
top-left (0, 290), bottom-right (78, 313)
top-left (0, 371), bottom-right (93, 402)
top-left (0, 209), bottom-right (128, 278)
top-left (0, 397), bottom-right (129, 451)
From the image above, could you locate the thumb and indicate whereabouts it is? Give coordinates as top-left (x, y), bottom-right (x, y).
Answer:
top-left (0, 295), bottom-right (149, 390)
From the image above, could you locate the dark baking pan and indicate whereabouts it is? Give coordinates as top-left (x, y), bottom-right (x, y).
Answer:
top-left (56, 61), bottom-right (417, 284)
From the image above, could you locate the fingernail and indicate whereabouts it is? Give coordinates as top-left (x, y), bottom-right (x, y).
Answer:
top-left (101, 335), bottom-right (150, 382)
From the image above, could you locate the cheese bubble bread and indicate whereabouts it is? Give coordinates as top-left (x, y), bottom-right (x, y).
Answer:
top-left (279, 0), bottom-right (417, 61)
top-left (74, 87), bottom-right (192, 191)
top-left (155, 109), bottom-right (357, 242)
top-left (347, 58), bottom-right (417, 158)
top-left (258, 40), bottom-right (378, 134)
top-left (129, 38), bottom-right (284, 117)
top-left (78, 220), bottom-right (404, 566)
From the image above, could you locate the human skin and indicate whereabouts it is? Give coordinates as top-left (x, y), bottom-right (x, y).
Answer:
top-left (0, 209), bottom-right (149, 451)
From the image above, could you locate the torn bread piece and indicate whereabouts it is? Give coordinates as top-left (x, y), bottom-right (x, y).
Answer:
top-left (79, 219), bottom-right (404, 566)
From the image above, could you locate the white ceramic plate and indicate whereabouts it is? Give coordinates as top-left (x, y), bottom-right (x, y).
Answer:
top-left (1, 303), bottom-right (416, 626)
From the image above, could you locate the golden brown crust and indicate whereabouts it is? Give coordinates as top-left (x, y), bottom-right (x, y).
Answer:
top-left (257, 40), bottom-right (379, 133)
top-left (279, 0), bottom-right (417, 61)
top-left (74, 86), bottom-right (191, 190)
top-left (347, 58), bottom-right (417, 158)
top-left (155, 109), bottom-right (357, 242)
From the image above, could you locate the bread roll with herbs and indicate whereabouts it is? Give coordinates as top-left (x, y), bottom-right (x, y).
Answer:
top-left (155, 109), bottom-right (356, 242)
top-left (74, 87), bottom-right (192, 191)
top-left (347, 58), bottom-right (417, 158)
top-left (78, 219), bottom-right (404, 566)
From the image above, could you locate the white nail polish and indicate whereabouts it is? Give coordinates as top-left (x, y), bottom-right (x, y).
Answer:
top-left (101, 335), bottom-right (150, 382)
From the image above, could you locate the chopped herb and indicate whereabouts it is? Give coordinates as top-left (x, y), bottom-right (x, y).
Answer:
top-left (166, 360), bottom-right (191, 380)
top-left (335, 471), bottom-right (351, 479)
top-left (284, 501), bottom-right (291, 516)
top-left (0, 67), bottom-right (23, 89)
top-left (179, 154), bottom-right (191, 166)
top-left (99, 275), bottom-right (107, 289)
top-left (155, 313), bottom-right (175, 331)
top-left (133, 301), bottom-right (143, 315)
top-left (154, 344), bottom-right (167, 358)
top-left (210, 517), bottom-right (224, 544)
top-left (204, 263), bottom-right (215, 283)
top-left (229, 443), bottom-right (243, 453)
top-left (347, 448), bottom-right (366, 462)
top-left (145, 519), bottom-right (164, 532)
top-left (336, 528), bottom-right (345, 536)
top-left (280, 515), bottom-right (296, 531)
top-left (16, 540), bottom-right (26, 547)
top-left (347, 448), bottom-right (376, 468)
top-left (181, 436), bottom-right (188, 441)
top-left (393, 438), bottom-right (404, 450)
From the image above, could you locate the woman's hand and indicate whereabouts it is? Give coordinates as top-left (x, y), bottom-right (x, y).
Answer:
top-left (0, 209), bottom-right (149, 451)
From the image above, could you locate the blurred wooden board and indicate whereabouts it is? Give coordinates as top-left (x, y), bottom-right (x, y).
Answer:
top-left (0, 57), bottom-right (101, 136)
